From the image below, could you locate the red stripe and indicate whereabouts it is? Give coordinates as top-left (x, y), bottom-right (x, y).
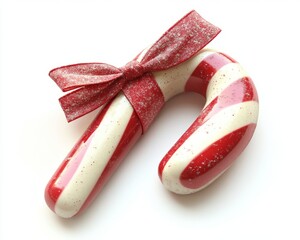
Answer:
top-left (185, 52), bottom-right (232, 96)
top-left (202, 77), bottom-right (258, 122)
top-left (45, 102), bottom-right (111, 211)
top-left (180, 123), bottom-right (257, 189)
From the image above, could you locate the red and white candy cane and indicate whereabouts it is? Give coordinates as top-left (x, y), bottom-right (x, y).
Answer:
top-left (45, 11), bottom-right (259, 218)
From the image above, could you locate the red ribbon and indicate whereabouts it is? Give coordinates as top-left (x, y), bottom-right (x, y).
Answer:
top-left (49, 10), bottom-right (221, 132)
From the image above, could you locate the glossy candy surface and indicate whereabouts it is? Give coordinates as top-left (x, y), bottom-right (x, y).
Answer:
top-left (45, 49), bottom-right (258, 218)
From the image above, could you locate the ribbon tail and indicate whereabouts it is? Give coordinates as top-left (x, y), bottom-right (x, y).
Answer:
top-left (59, 78), bottom-right (126, 122)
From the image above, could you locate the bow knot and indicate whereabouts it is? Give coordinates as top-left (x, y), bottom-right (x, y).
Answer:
top-left (121, 60), bottom-right (145, 81)
top-left (49, 10), bottom-right (221, 132)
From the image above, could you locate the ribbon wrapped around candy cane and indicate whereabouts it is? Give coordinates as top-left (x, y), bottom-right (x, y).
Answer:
top-left (45, 10), bottom-right (259, 218)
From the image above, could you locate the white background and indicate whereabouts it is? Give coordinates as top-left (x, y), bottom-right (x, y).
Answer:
top-left (0, 0), bottom-right (299, 239)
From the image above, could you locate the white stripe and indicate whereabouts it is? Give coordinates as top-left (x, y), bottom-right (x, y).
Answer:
top-left (154, 50), bottom-right (215, 101)
top-left (205, 63), bottom-right (248, 106)
top-left (161, 100), bottom-right (259, 194)
top-left (55, 93), bottom-right (134, 218)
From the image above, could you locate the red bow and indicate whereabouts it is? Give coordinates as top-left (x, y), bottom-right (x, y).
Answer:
top-left (49, 10), bottom-right (221, 127)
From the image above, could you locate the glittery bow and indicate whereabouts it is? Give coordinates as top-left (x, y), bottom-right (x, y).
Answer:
top-left (49, 10), bottom-right (221, 128)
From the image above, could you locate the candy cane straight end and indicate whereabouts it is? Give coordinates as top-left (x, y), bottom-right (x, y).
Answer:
top-left (45, 94), bottom-right (143, 218)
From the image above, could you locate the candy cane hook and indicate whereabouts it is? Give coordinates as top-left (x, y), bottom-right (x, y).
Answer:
top-left (156, 50), bottom-right (258, 193)
top-left (45, 48), bottom-right (258, 218)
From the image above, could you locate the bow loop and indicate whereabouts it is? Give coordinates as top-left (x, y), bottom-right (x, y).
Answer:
top-left (49, 63), bottom-right (123, 92)
top-left (139, 10), bottom-right (221, 71)
top-left (120, 61), bottom-right (145, 80)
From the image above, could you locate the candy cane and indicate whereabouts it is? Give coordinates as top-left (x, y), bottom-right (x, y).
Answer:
top-left (45, 48), bottom-right (258, 218)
